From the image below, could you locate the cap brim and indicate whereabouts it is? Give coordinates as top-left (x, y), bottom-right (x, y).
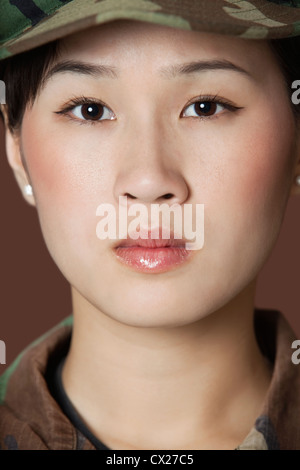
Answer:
top-left (1, 0), bottom-right (300, 60)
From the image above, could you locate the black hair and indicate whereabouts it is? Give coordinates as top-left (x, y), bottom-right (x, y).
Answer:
top-left (0, 40), bottom-right (61, 133)
top-left (0, 35), bottom-right (300, 132)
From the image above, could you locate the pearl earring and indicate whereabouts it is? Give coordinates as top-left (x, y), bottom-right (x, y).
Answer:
top-left (296, 175), bottom-right (300, 187)
top-left (24, 184), bottom-right (33, 196)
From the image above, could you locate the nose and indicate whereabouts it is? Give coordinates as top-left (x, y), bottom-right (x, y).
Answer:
top-left (113, 123), bottom-right (189, 206)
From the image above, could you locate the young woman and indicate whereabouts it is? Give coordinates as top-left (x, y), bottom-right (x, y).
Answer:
top-left (0, 0), bottom-right (300, 450)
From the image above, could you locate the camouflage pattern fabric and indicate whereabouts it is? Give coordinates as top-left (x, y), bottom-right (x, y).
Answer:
top-left (0, 0), bottom-right (300, 61)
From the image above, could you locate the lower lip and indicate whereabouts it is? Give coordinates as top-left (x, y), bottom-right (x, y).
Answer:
top-left (114, 246), bottom-right (192, 273)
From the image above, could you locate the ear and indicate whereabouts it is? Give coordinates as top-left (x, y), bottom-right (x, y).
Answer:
top-left (1, 105), bottom-right (36, 206)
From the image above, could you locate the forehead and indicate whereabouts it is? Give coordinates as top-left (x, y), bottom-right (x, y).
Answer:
top-left (57, 19), bottom-right (276, 75)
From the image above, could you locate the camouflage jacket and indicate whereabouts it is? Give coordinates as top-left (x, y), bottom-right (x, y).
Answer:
top-left (0, 309), bottom-right (300, 450)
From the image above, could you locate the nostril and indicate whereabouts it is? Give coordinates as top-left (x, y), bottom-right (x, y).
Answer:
top-left (124, 193), bottom-right (137, 200)
top-left (122, 192), bottom-right (175, 201)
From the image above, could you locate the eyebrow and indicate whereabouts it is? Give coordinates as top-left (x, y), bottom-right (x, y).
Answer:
top-left (159, 59), bottom-right (252, 79)
top-left (42, 58), bottom-right (252, 87)
top-left (42, 60), bottom-right (118, 87)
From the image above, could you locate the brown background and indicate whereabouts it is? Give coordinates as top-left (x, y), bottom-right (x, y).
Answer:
top-left (0, 119), bottom-right (300, 372)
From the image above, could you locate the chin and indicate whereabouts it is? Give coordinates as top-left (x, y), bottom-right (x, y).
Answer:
top-left (96, 293), bottom-right (211, 328)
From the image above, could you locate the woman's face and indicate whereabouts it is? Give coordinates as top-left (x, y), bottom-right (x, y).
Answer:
top-left (13, 20), bottom-right (299, 327)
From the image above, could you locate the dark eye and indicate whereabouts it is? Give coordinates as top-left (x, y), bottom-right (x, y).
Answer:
top-left (182, 101), bottom-right (225, 118)
top-left (71, 103), bottom-right (115, 121)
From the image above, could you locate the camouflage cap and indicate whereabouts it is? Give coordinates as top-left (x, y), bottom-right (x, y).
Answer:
top-left (0, 0), bottom-right (300, 61)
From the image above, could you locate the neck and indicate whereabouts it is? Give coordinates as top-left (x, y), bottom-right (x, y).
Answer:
top-left (62, 280), bottom-right (272, 450)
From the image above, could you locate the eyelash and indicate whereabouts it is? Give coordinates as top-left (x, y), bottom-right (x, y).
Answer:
top-left (182, 95), bottom-right (242, 119)
top-left (54, 94), bottom-right (242, 125)
top-left (55, 96), bottom-right (110, 126)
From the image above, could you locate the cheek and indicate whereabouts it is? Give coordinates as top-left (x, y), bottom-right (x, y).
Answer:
top-left (22, 115), bottom-right (106, 203)
top-left (227, 111), bottom-right (296, 224)
top-left (182, 103), bottom-right (296, 282)
top-left (186, 105), bottom-right (296, 218)
top-left (221, 119), bottom-right (293, 261)
top-left (20, 113), bottom-right (114, 268)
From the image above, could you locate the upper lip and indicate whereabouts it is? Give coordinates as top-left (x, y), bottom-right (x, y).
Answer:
top-left (114, 229), bottom-right (187, 249)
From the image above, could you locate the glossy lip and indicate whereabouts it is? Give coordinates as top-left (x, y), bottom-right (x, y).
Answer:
top-left (113, 229), bottom-right (193, 273)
